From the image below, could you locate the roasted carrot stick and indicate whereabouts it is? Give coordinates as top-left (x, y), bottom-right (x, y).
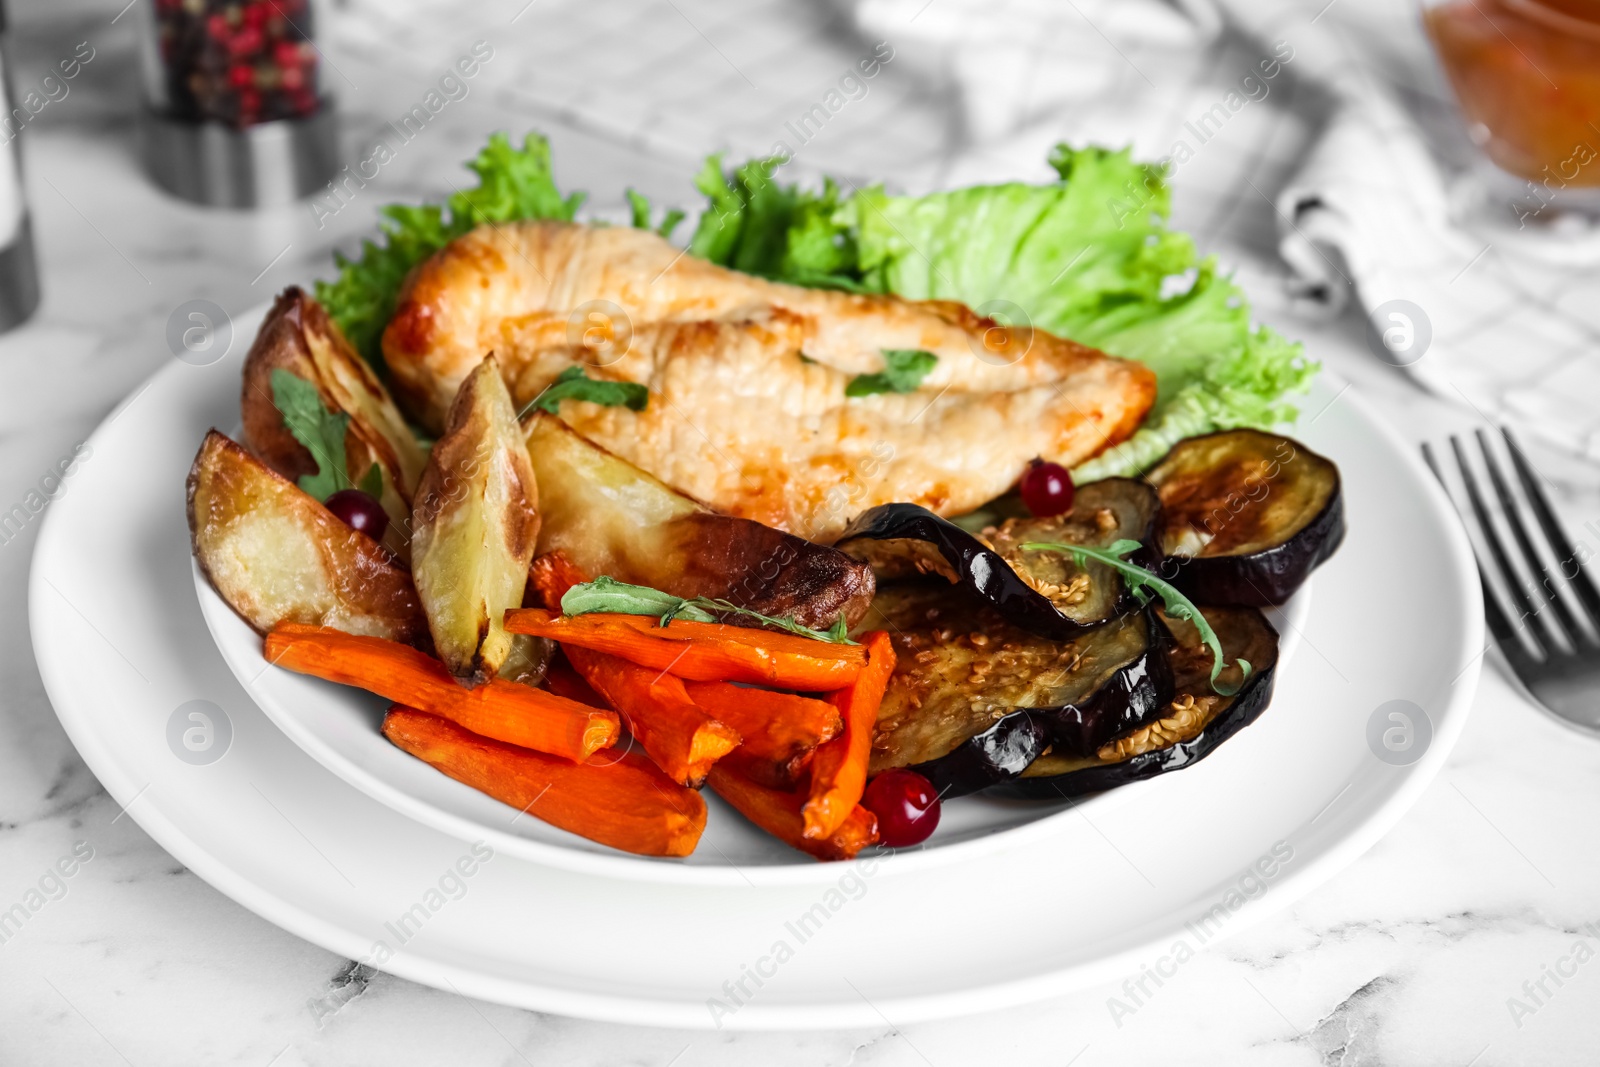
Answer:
top-left (383, 706), bottom-right (705, 857)
top-left (802, 630), bottom-right (897, 840)
top-left (543, 657), bottom-right (607, 708)
top-left (722, 747), bottom-right (814, 790)
top-left (504, 609), bottom-right (864, 690)
top-left (534, 552), bottom-right (739, 784)
top-left (564, 645), bottom-right (739, 787)
top-left (682, 680), bottom-right (843, 764)
top-left (706, 763), bottom-right (878, 861)
top-left (265, 623), bottom-right (619, 762)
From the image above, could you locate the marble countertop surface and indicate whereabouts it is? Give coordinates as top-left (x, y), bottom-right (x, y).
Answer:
top-left (4, 0), bottom-right (1600, 1063)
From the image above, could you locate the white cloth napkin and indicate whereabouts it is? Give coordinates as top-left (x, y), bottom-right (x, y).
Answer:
top-left (849, 0), bottom-right (1600, 463)
top-left (1274, 72), bottom-right (1600, 462)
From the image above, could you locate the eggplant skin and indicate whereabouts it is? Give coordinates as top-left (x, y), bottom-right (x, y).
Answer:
top-left (998, 605), bottom-right (1279, 799)
top-left (1038, 609), bottom-right (1175, 758)
top-left (837, 481), bottom-right (1159, 641)
top-left (1148, 430), bottom-right (1344, 606)
top-left (863, 586), bottom-right (1169, 796)
top-left (839, 503), bottom-right (1071, 634)
top-left (1166, 487), bottom-right (1344, 606)
top-left (911, 711), bottom-right (1048, 798)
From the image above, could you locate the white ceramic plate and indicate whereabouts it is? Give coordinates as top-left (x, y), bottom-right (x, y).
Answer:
top-left (30, 314), bottom-right (1482, 1027)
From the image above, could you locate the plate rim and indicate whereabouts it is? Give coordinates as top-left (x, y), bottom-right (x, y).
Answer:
top-left (29, 350), bottom-right (1485, 1028)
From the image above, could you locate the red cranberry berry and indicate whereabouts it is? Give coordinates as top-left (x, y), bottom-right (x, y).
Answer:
top-left (1020, 457), bottom-right (1075, 517)
top-left (324, 489), bottom-right (388, 540)
top-left (862, 768), bottom-right (941, 847)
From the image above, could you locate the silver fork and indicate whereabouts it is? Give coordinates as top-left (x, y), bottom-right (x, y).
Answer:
top-left (1423, 428), bottom-right (1600, 732)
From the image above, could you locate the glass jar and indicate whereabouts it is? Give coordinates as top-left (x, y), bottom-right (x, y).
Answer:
top-left (136, 0), bottom-right (338, 207)
top-left (1422, 0), bottom-right (1600, 190)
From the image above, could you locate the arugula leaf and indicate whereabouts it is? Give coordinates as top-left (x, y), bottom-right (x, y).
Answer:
top-left (1019, 538), bottom-right (1250, 696)
top-left (625, 189), bottom-right (686, 239)
top-left (270, 368), bottom-right (352, 502)
top-left (845, 349), bottom-right (938, 397)
top-left (315, 132), bottom-right (585, 366)
top-left (520, 366), bottom-right (649, 417)
top-left (560, 576), bottom-right (855, 644)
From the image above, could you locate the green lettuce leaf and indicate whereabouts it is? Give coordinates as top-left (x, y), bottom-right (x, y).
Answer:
top-left (688, 145), bottom-right (1314, 477)
top-left (315, 132), bottom-right (585, 366)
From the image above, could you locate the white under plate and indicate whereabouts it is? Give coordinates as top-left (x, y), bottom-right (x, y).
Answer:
top-left (30, 312), bottom-right (1482, 1027)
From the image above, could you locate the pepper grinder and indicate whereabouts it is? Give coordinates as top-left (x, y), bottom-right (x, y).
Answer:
top-left (135, 0), bottom-right (338, 208)
top-left (0, 1), bottom-right (41, 331)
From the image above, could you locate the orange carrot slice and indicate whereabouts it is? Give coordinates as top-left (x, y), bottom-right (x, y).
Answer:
top-left (383, 706), bottom-right (704, 857)
top-left (265, 623), bottom-right (618, 762)
top-left (802, 630), bottom-right (896, 840)
top-left (563, 646), bottom-right (739, 788)
top-left (504, 609), bottom-right (864, 690)
top-left (706, 763), bottom-right (878, 861)
top-left (682, 680), bottom-right (843, 764)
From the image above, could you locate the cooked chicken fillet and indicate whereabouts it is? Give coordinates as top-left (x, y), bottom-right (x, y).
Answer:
top-left (382, 221), bottom-right (1155, 538)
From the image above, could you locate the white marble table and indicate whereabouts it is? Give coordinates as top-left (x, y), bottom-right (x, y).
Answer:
top-left (4, 1), bottom-right (1600, 1063)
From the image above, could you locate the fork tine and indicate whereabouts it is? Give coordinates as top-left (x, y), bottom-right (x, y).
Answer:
top-left (1447, 435), bottom-right (1556, 656)
top-left (1501, 428), bottom-right (1600, 627)
top-left (1423, 443), bottom-right (1538, 672)
top-left (1475, 429), bottom-right (1589, 645)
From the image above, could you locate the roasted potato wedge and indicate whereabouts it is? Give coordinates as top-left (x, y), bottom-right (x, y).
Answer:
top-left (241, 286), bottom-right (428, 560)
top-left (187, 430), bottom-right (425, 643)
top-left (411, 357), bottom-right (541, 684)
top-left (524, 412), bottom-right (874, 629)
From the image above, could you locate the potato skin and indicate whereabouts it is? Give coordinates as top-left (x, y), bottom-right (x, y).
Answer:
top-left (187, 430), bottom-right (425, 643)
top-left (411, 357), bottom-right (540, 684)
top-left (240, 287), bottom-right (428, 559)
top-left (525, 413), bottom-right (873, 629)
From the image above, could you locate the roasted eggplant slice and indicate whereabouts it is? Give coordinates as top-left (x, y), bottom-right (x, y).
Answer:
top-left (524, 413), bottom-right (874, 629)
top-left (1001, 604), bottom-right (1280, 798)
top-left (837, 478), bottom-right (1159, 640)
top-left (861, 582), bottom-right (1171, 796)
top-left (1146, 429), bottom-right (1343, 606)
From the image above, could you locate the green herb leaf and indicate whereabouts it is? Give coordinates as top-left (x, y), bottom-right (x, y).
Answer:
top-left (845, 349), bottom-right (938, 397)
top-left (271, 368), bottom-right (352, 502)
top-left (560, 576), bottom-right (855, 644)
top-left (520, 366), bottom-right (649, 417)
top-left (563, 576), bottom-right (717, 622)
top-left (357, 462), bottom-right (384, 499)
top-left (1019, 538), bottom-right (1250, 696)
top-left (314, 132), bottom-right (585, 367)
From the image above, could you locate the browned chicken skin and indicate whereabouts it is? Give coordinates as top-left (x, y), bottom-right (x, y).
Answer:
top-left (382, 221), bottom-right (1155, 540)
